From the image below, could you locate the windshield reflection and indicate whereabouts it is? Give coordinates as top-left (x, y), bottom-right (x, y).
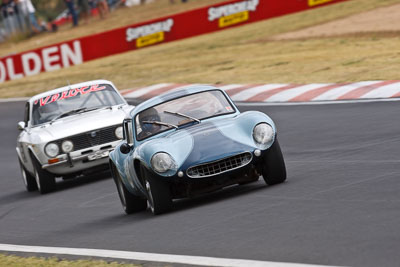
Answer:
top-left (31, 84), bottom-right (125, 126)
top-left (136, 90), bottom-right (235, 140)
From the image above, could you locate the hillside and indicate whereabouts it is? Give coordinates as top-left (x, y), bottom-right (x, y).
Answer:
top-left (273, 2), bottom-right (400, 40)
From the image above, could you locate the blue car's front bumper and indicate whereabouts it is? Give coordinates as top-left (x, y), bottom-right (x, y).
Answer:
top-left (154, 148), bottom-right (269, 198)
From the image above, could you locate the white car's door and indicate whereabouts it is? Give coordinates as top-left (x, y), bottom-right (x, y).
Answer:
top-left (17, 102), bottom-right (34, 174)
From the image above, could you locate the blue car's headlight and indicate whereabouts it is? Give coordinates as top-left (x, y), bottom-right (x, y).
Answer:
top-left (151, 152), bottom-right (176, 173)
top-left (253, 123), bottom-right (274, 147)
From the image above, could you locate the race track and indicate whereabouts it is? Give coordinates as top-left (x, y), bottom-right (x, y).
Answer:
top-left (1, 100), bottom-right (400, 267)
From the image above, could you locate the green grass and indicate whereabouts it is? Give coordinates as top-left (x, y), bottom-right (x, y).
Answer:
top-left (0, 254), bottom-right (141, 267)
top-left (1, 0), bottom-right (400, 98)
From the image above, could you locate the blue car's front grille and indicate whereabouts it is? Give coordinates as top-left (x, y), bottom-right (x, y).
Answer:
top-left (186, 152), bottom-right (252, 178)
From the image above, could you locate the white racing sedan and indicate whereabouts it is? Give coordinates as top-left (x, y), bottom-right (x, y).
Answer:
top-left (16, 80), bottom-right (133, 194)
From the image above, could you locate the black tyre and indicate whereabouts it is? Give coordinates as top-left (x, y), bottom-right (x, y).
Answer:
top-left (262, 138), bottom-right (287, 185)
top-left (19, 159), bottom-right (37, 192)
top-left (142, 167), bottom-right (172, 215)
top-left (112, 165), bottom-right (147, 214)
top-left (31, 155), bottom-right (56, 194)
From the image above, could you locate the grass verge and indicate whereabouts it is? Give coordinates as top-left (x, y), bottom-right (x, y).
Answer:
top-left (0, 253), bottom-right (141, 267)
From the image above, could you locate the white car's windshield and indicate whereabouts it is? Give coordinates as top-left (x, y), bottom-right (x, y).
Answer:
top-left (135, 90), bottom-right (235, 141)
top-left (31, 84), bottom-right (125, 126)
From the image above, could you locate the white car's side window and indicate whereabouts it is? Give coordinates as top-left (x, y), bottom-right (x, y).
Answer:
top-left (24, 102), bottom-right (30, 125)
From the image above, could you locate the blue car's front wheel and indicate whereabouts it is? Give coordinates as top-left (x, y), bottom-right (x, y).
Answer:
top-left (112, 164), bottom-right (147, 214)
top-left (142, 166), bottom-right (172, 215)
top-left (262, 138), bottom-right (287, 185)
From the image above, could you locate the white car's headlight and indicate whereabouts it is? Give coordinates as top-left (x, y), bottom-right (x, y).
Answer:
top-left (151, 153), bottom-right (175, 173)
top-left (61, 140), bottom-right (74, 153)
top-left (45, 143), bottom-right (59, 158)
top-left (253, 123), bottom-right (274, 146)
top-left (115, 126), bottom-right (123, 140)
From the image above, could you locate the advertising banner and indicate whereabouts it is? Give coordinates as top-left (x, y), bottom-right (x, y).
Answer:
top-left (0, 0), bottom-right (350, 83)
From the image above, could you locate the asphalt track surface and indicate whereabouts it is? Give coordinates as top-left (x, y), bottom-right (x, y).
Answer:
top-left (1, 100), bottom-right (400, 267)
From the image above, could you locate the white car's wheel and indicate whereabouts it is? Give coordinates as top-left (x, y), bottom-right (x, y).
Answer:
top-left (31, 155), bottom-right (56, 194)
top-left (19, 160), bottom-right (37, 192)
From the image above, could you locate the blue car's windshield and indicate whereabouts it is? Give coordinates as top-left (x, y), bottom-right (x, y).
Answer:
top-left (135, 90), bottom-right (235, 141)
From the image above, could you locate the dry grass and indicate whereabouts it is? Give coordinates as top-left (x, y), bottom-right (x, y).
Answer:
top-left (1, 0), bottom-right (400, 98)
top-left (0, 254), bottom-right (141, 267)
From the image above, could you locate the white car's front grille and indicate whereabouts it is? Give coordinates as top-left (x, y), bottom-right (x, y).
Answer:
top-left (186, 152), bottom-right (252, 178)
top-left (55, 125), bottom-right (120, 152)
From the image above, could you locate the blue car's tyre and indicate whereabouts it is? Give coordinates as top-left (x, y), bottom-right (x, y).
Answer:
top-left (262, 138), bottom-right (287, 185)
top-left (142, 167), bottom-right (172, 215)
top-left (112, 165), bottom-right (147, 214)
top-left (19, 159), bottom-right (37, 192)
top-left (31, 154), bottom-right (56, 194)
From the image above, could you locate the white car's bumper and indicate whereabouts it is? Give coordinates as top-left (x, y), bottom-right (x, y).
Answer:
top-left (42, 142), bottom-right (118, 175)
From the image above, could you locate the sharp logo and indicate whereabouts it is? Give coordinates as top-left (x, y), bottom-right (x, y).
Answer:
top-left (208, 0), bottom-right (259, 22)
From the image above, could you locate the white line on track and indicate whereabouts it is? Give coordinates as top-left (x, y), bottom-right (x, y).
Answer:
top-left (122, 83), bottom-right (172, 98)
top-left (0, 244), bottom-right (343, 267)
top-left (265, 84), bottom-right (331, 102)
top-left (360, 81), bottom-right (400, 98)
top-left (230, 84), bottom-right (288, 101)
top-left (219, 84), bottom-right (245, 91)
top-left (235, 97), bottom-right (400, 106)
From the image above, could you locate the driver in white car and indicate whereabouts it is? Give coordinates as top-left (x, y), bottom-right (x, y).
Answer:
top-left (34, 101), bottom-right (61, 124)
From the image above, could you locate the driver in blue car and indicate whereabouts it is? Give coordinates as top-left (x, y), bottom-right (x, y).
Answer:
top-left (138, 108), bottom-right (161, 140)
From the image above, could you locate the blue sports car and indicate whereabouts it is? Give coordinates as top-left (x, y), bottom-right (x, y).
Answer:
top-left (109, 85), bottom-right (286, 215)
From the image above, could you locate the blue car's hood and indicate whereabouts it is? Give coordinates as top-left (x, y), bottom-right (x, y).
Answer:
top-left (134, 111), bottom-right (275, 176)
top-left (178, 122), bottom-right (254, 170)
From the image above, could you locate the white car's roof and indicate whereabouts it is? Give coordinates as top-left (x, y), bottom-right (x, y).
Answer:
top-left (29, 79), bottom-right (115, 104)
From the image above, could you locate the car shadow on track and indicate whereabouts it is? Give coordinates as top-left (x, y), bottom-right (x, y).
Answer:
top-left (170, 180), bottom-right (270, 214)
top-left (57, 182), bottom-right (276, 234)
top-left (47, 181), bottom-right (284, 237)
top-left (55, 170), bottom-right (112, 192)
top-left (0, 171), bottom-right (112, 205)
top-left (0, 190), bottom-right (41, 206)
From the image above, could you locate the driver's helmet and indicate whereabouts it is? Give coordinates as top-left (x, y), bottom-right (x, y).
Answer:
top-left (139, 107), bottom-right (160, 133)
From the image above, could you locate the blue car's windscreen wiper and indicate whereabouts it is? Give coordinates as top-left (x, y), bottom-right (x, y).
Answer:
top-left (142, 121), bottom-right (178, 129)
top-left (164, 111), bottom-right (200, 123)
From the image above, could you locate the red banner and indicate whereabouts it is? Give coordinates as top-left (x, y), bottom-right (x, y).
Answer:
top-left (0, 0), bottom-right (350, 83)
